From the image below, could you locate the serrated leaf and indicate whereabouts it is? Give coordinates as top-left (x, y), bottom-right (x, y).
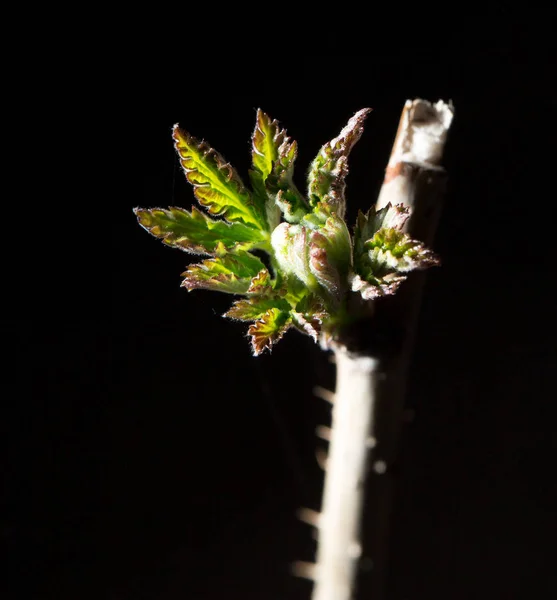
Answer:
top-left (224, 296), bottom-right (291, 321)
top-left (353, 203), bottom-right (410, 265)
top-left (308, 213), bottom-right (352, 300)
top-left (181, 251), bottom-right (267, 294)
top-left (248, 308), bottom-right (291, 356)
top-left (366, 227), bottom-right (440, 273)
top-left (252, 109), bottom-right (286, 180)
top-left (247, 268), bottom-right (273, 294)
top-left (291, 294), bottom-right (329, 341)
top-left (134, 206), bottom-right (266, 255)
top-left (252, 110), bottom-right (308, 224)
top-left (271, 223), bottom-right (317, 291)
top-left (350, 272), bottom-right (407, 299)
top-left (351, 226), bottom-right (440, 299)
top-left (307, 108), bottom-right (371, 217)
top-left (173, 125), bottom-right (266, 230)
top-left (275, 189), bottom-right (307, 224)
top-left (269, 138), bottom-right (308, 223)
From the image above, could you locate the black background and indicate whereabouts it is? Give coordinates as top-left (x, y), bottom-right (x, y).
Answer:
top-left (5, 21), bottom-right (556, 600)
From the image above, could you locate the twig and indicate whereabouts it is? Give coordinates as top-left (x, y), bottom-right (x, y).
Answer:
top-left (311, 99), bottom-right (454, 600)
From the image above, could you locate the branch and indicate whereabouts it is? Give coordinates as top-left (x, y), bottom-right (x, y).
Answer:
top-left (311, 99), bottom-right (454, 600)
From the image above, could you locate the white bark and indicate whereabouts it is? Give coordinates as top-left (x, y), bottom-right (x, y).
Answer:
top-left (309, 99), bottom-right (454, 600)
top-left (311, 349), bottom-right (380, 600)
top-left (376, 99), bottom-right (454, 223)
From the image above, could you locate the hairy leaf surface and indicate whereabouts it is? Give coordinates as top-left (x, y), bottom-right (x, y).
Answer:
top-left (308, 213), bottom-right (352, 300)
top-left (182, 252), bottom-right (267, 294)
top-left (173, 125), bottom-right (266, 229)
top-left (307, 108), bottom-right (371, 217)
top-left (224, 296), bottom-right (291, 321)
top-left (252, 109), bottom-right (307, 224)
top-left (248, 308), bottom-right (291, 355)
top-left (134, 206), bottom-right (265, 255)
top-left (352, 225), bottom-right (439, 299)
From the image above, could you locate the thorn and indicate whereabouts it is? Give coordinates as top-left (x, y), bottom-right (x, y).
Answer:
top-left (297, 507), bottom-right (321, 527)
top-left (366, 436), bottom-right (377, 449)
top-left (315, 425), bottom-right (332, 441)
top-left (316, 448), bottom-right (328, 471)
top-left (291, 561), bottom-right (317, 581)
top-left (373, 460), bottom-right (387, 474)
top-left (313, 386), bottom-right (335, 404)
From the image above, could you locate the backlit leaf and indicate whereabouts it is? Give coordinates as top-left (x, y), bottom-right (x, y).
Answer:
top-left (173, 125), bottom-right (266, 230)
top-left (351, 226), bottom-right (439, 299)
top-left (224, 296), bottom-right (291, 321)
top-left (251, 110), bottom-right (307, 224)
top-left (248, 308), bottom-right (291, 355)
top-left (181, 251), bottom-right (267, 294)
top-left (307, 108), bottom-right (371, 217)
top-left (308, 212), bottom-right (352, 300)
top-left (251, 109), bottom-right (286, 180)
top-left (134, 206), bottom-right (266, 255)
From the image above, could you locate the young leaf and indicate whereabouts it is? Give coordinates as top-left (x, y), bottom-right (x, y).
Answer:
top-left (308, 213), bottom-right (352, 300)
top-left (351, 227), bottom-right (440, 299)
top-left (365, 227), bottom-right (440, 273)
top-left (134, 206), bottom-right (266, 255)
top-left (182, 251), bottom-right (267, 294)
top-left (268, 138), bottom-right (308, 223)
top-left (275, 189), bottom-right (307, 224)
top-left (291, 294), bottom-right (329, 342)
top-left (353, 203), bottom-right (410, 264)
top-left (251, 110), bottom-right (307, 224)
top-left (350, 272), bottom-right (407, 299)
top-left (271, 223), bottom-right (318, 292)
top-left (248, 308), bottom-right (291, 355)
top-left (307, 108), bottom-right (371, 217)
top-left (173, 125), bottom-right (266, 230)
top-left (224, 296), bottom-right (291, 321)
top-left (246, 268), bottom-right (274, 294)
top-left (251, 109), bottom-right (286, 180)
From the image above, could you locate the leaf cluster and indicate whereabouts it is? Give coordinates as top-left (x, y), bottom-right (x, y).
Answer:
top-left (135, 109), bottom-right (439, 354)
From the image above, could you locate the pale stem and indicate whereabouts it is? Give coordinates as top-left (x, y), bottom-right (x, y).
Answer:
top-left (309, 99), bottom-right (454, 600)
top-left (312, 348), bottom-right (380, 600)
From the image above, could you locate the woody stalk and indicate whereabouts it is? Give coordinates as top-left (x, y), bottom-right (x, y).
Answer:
top-left (133, 99), bottom-right (454, 600)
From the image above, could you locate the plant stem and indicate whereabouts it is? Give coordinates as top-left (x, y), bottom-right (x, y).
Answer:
top-left (312, 348), bottom-right (381, 600)
top-left (310, 99), bottom-right (454, 600)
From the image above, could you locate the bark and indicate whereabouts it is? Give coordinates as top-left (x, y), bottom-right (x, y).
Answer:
top-left (310, 99), bottom-right (454, 600)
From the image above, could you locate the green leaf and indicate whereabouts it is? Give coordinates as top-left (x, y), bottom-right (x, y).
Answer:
top-left (350, 271), bottom-right (408, 299)
top-left (291, 294), bottom-right (329, 342)
top-left (181, 251), bottom-right (267, 294)
top-left (271, 223), bottom-right (318, 291)
top-left (224, 296), bottom-right (291, 321)
top-left (308, 213), bottom-right (352, 300)
top-left (246, 268), bottom-right (274, 294)
top-left (173, 125), bottom-right (266, 230)
top-left (249, 169), bottom-right (281, 231)
top-left (251, 109), bottom-right (307, 225)
top-left (251, 109), bottom-right (286, 180)
top-left (353, 203), bottom-right (410, 265)
top-left (307, 108), bottom-right (371, 217)
top-left (365, 227), bottom-right (440, 273)
top-left (247, 308), bottom-right (291, 355)
top-left (275, 189), bottom-right (307, 224)
top-left (268, 138), bottom-right (308, 223)
top-left (134, 206), bottom-right (266, 255)
top-left (271, 212), bottom-right (352, 305)
top-left (351, 226), bottom-right (440, 299)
